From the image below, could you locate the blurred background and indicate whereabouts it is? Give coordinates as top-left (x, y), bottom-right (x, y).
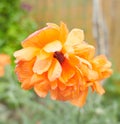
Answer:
top-left (0, 0), bottom-right (120, 124)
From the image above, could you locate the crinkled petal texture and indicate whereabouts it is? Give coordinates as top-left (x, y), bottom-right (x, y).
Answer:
top-left (14, 22), bottom-right (112, 107)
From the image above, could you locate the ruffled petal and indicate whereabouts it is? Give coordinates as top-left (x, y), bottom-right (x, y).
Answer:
top-left (33, 55), bottom-right (52, 75)
top-left (22, 27), bottom-right (59, 48)
top-left (50, 80), bottom-right (58, 90)
top-left (58, 81), bottom-right (66, 91)
top-left (43, 40), bottom-right (62, 52)
top-left (31, 73), bottom-right (45, 85)
top-left (80, 63), bottom-right (98, 81)
top-left (101, 69), bottom-right (113, 79)
top-left (47, 22), bottom-right (68, 44)
top-left (76, 56), bottom-right (92, 69)
top-left (68, 55), bottom-right (81, 67)
top-left (15, 59), bottom-right (35, 89)
top-left (47, 23), bottom-right (60, 30)
top-left (92, 55), bottom-right (112, 70)
top-left (66, 76), bottom-right (77, 86)
top-left (70, 88), bottom-right (88, 107)
top-left (34, 80), bottom-right (50, 97)
top-left (48, 59), bottom-right (62, 81)
top-left (93, 82), bottom-right (105, 95)
top-left (74, 43), bottom-right (95, 60)
top-left (21, 79), bottom-right (33, 90)
top-left (59, 59), bottom-right (75, 83)
top-left (60, 87), bottom-right (73, 99)
top-left (59, 22), bottom-right (68, 43)
top-left (50, 88), bottom-right (58, 100)
top-left (14, 47), bottom-right (39, 61)
top-left (65, 28), bottom-right (84, 46)
top-left (91, 55), bottom-right (112, 79)
top-left (38, 49), bottom-right (50, 60)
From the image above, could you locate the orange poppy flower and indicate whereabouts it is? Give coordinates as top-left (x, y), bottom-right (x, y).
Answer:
top-left (0, 54), bottom-right (11, 77)
top-left (14, 22), bottom-right (112, 107)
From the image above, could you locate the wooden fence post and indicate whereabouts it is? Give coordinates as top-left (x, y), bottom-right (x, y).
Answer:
top-left (93, 0), bottom-right (109, 57)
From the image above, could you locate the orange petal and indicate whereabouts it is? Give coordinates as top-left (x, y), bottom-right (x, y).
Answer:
top-left (47, 23), bottom-right (60, 30)
top-left (70, 88), bottom-right (88, 107)
top-left (15, 59), bottom-right (35, 89)
top-left (91, 55), bottom-right (112, 79)
top-left (68, 55), bottom-right (81, 67)
top-left (30, 73), bottom-right (49, 87)
top-left (66, 76), bottom-right (77, 86)
top-left (50, 80), bottom-right (58, 89)
top-left (63, 45), bottom-right (74, 54)
top-left (22, 27), bottom-right (59, 48)
top-left (43, 40), bottom-right (62, 52)
top-left (59, 87), bottom-right (73, 100)
top-left (87, 70), bottom-right (98, 81)
top-left (74, 43), bottom-right (95, 60)
top-left (38, 49), bottom-right (51, 60)
top-left (69, 55), bottom-right (92, 70)
top-left (31, 73), bottom-right (44, 85)
top-left (92, 55), bottom-right (112, 69)
top-left (0, 54), bottom-right (11, 66)
top-left (93, 82), bottom-right (105, 95)
top-left (65, 29), bottom-right (84, 46)
top-left (14, 47), bottom-right (39, 61)
top-left (34, 80), bottom-right (50, 97)
top-left (50, 89), bottom-right (58, 100)
top-left (33, 55), bottom-right (52, 75)
top-left (59, 22), bottom-right (68, 43)
top-left (59, 60), bottom-right (75, 83)
top-left (72, 84), bottom-right (80, 98)
top-left (48, 59), bottom-right (62, 81)
top-left (76, 56), bottom-right (92, 69)
top-left (58, 80), bottom-right (66, 91)
top-left (80, 64), bottom-right (98, 81)
top-left (21, 79), bottom-right (33, 90)
top-left (101, 69), bottom-right (113, 79)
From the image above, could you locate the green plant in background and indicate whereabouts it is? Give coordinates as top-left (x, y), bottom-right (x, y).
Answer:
top-left (105, 72), bottom-right (120, 95)
top-left (0, 0), bottom-right (37, 56)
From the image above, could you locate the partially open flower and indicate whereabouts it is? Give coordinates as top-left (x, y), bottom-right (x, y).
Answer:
top-left (14, 22), bottom-right (112, 107)
top-left (0, 54), bottom-right (11, 77)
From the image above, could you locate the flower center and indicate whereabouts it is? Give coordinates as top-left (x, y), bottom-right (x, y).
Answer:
top-left (54, 51), bottom-right (65, 64)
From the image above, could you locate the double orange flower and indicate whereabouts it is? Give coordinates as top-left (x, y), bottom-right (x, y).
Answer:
top-left (14, 22), bottom-right (112, 107)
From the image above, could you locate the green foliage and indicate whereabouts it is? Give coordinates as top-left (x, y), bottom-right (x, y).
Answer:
top-left (0, 0), bottom-right (37, 56)
top-left (105, 72), bottom-right (120, 95)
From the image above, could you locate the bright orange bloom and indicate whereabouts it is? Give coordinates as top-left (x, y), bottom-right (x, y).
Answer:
top-left (0, 54), bottom-right (11, 77)
top-left (14, 22), bottom-right (112, 107)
